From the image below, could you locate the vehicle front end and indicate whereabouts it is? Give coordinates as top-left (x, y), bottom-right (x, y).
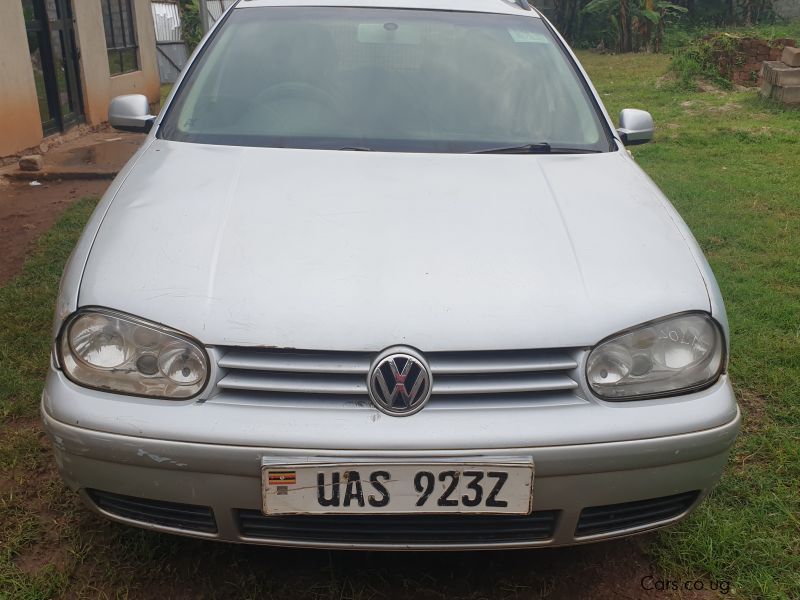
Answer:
top-left (44, 326), bottom-right (738, 548)
top-left (42, 0), bottom-right (739, 549)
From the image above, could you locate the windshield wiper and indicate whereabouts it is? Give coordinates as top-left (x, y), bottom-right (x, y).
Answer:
top-left (338, 146), bottom-right (372, 151)
top-left (470, 142), bottom-right (551, 154)
top-left (469, 143), bottom-right (600, 155)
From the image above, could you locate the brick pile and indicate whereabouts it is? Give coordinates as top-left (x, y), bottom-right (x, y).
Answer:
top-left (761, 46), bottom-right (800, 105)
top-left (708, 35), bottom-right (796, 86)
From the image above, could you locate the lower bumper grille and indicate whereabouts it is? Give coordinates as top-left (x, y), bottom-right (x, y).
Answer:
top-left (82, 489), bottom-right (700, 544)
top-left (236, 510), bottom-right (559, 544)
top-left (87, 489), bottom-right (217, 534)
top-left (575, 491), bottom-right (699, 537)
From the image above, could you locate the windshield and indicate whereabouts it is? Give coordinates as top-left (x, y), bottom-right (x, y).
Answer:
top-left (159, 7), bottom-right (612, 153)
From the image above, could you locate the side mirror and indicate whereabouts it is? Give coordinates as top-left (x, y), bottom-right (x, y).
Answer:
top-left (109, 94), bottom-right (156, 133)
top-left (617, 109), bottom-right (654, 146)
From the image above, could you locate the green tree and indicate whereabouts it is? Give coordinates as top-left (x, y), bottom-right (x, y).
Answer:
top-left (179, 0), bottom-right (203, 52)
top-left (581, 0), bottom-right (687, 52)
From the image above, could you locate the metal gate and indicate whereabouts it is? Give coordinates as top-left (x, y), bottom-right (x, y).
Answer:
top-left (151, 1), bottom-right (188, 84)
top-left (204, 0), bottom-right (236, 26)
top-left (23, 0), bottom-right (84, 135)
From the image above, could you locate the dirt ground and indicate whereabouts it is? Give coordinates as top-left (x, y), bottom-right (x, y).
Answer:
top-left (0, 178), bottom-right (108, 284)
top-left (0, 128), bottom-right (144, 284)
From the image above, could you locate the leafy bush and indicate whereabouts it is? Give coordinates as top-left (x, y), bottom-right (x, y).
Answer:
top-left (180, 0), bottom-right (203, 52)
top-left (551, 0), bottom-right (781, 50)
top-left (670, 36), bottom-right (736, 88)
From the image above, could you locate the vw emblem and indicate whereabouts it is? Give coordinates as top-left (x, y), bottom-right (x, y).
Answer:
top-left (367, 347), bottom-right (432, 417)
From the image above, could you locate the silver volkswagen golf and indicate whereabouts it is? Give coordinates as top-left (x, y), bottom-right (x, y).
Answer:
top-left (43, 0), bottom-right (740, 549)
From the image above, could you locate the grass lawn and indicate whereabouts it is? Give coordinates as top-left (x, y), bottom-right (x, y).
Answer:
top-left (1, 53), bottom-right (798, 599)
top-left (160, 84), bottom-right (173, 108)
top-left (662, 20), bottom-right (800, 53)
top-left (579, 51), bottom-right (799, 598)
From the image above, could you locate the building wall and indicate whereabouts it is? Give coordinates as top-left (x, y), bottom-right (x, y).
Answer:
top-left (0, 3), bottom-right (44, 157)
top-left (0, 0), bottom-right (160, 158)
top-left (74, 0), bottom-right (161, 125)
top-left (774, 0), bottom-right (800, 19)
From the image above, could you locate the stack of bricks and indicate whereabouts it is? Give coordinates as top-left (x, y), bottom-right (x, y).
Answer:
top-left (761, 46), bottom-right (800, 105)
top-left (712, 36), bottom-right (797, 86)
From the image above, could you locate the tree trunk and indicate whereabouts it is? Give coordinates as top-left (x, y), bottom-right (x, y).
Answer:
top-left (619, 0), bottom-right (631, 53)
top-left (553, 0), bottom-right (583, 43)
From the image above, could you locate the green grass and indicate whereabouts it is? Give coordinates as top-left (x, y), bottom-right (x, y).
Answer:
top-left (1, 53), bottom-right (798, 599)
top-left (0, 199), bottom-right (99, 423)
top-left (160, 84), bottom-right (172, 108)
top-left (579, 50), bottom-right (800, 599)
top-left (663, 20), bottom-right (800, 53)
top-left (0, 199), bottom-right (98, 599)
top-left (663, 20), bottom-right (800, 87)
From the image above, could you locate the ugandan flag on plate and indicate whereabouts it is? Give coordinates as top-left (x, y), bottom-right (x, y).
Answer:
top-left (268, 470), bottom-right (297, 485)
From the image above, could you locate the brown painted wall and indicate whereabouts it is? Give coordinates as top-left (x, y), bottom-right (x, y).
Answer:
top-left (0, 3), bottom-right (44, 156)
top-left (0, 0), bottom-right (160, 158)
top-left (74, 0), bottom-right (161, 125)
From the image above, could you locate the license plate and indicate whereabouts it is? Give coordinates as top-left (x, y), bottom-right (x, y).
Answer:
top-left (261, 458), bottom-right (534, 515)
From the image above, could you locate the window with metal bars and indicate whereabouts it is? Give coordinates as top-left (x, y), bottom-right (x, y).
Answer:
top-left (101, 0), bottom-right (140, 75)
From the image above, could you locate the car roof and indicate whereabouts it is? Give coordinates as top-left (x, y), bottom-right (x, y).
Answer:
top-left (236, 0), bottom-right (543, 17)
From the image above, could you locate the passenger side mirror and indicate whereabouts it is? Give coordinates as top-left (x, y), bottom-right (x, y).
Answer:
top-left (109, 94), bottom-right (156, 133)
top-left (617, 109), bottom-right (654, 146)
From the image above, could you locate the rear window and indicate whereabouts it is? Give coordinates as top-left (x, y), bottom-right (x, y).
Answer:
top-left (158, 7), bottom-right (612, 153)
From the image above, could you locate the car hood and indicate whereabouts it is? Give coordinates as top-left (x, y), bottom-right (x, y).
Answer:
top-left (79, 140), bottom-right (709, 350)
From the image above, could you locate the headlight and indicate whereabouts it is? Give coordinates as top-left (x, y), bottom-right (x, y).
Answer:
top-left (586, 312), bottom-right (724, 400)
top-left (58, 309), bottom-right (209, 399)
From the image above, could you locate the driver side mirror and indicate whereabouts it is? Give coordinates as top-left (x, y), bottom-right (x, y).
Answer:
top-left (617, 109), bottom-right (654, 146)
top-left (109, 94), bottom-right (156, 133)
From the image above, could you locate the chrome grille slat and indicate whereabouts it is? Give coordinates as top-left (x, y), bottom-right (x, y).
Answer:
top-left (432, 373), bottom-right (578, 394)
top-left (218, 350), bottom-right (369, 374)
top-left (217, 372), bottom-right (367, 395)
top-left (428, 353), bottom-right (577, 374)
top-left (215, 348), bottom-right (583, 406)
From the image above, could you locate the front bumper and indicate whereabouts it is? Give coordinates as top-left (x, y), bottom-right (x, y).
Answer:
top-left (42, 371), bottom-right (740, 549)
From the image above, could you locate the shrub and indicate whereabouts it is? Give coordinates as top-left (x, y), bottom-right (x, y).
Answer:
top-left (180, 0), bottom-right (203, 53)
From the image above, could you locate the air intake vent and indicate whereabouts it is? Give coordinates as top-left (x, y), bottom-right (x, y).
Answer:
top-left (237, 511), bottom-right (559, 544)
top-left (88, 489), bottom-right (217, 533)
top-left (575, 491), bottom-right (699, 537)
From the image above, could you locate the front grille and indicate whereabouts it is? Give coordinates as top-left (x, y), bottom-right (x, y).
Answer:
top-left (87, 489), bottom-right (217, 533)
top-left (215, 348), bottom-right (581, 407)
top-left (237, 511), bottom-right (559, 544)
top-left (575, 491), bottom-right (699, 537)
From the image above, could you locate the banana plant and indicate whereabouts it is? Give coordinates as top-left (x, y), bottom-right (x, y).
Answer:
top-left (582, 0), bottom-right (687, 52)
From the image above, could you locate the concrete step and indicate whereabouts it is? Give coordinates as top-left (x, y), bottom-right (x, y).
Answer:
top-left (761, 61), bottom-right (800, 86)
top-left (773, 84), bottom-right (800, 104)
